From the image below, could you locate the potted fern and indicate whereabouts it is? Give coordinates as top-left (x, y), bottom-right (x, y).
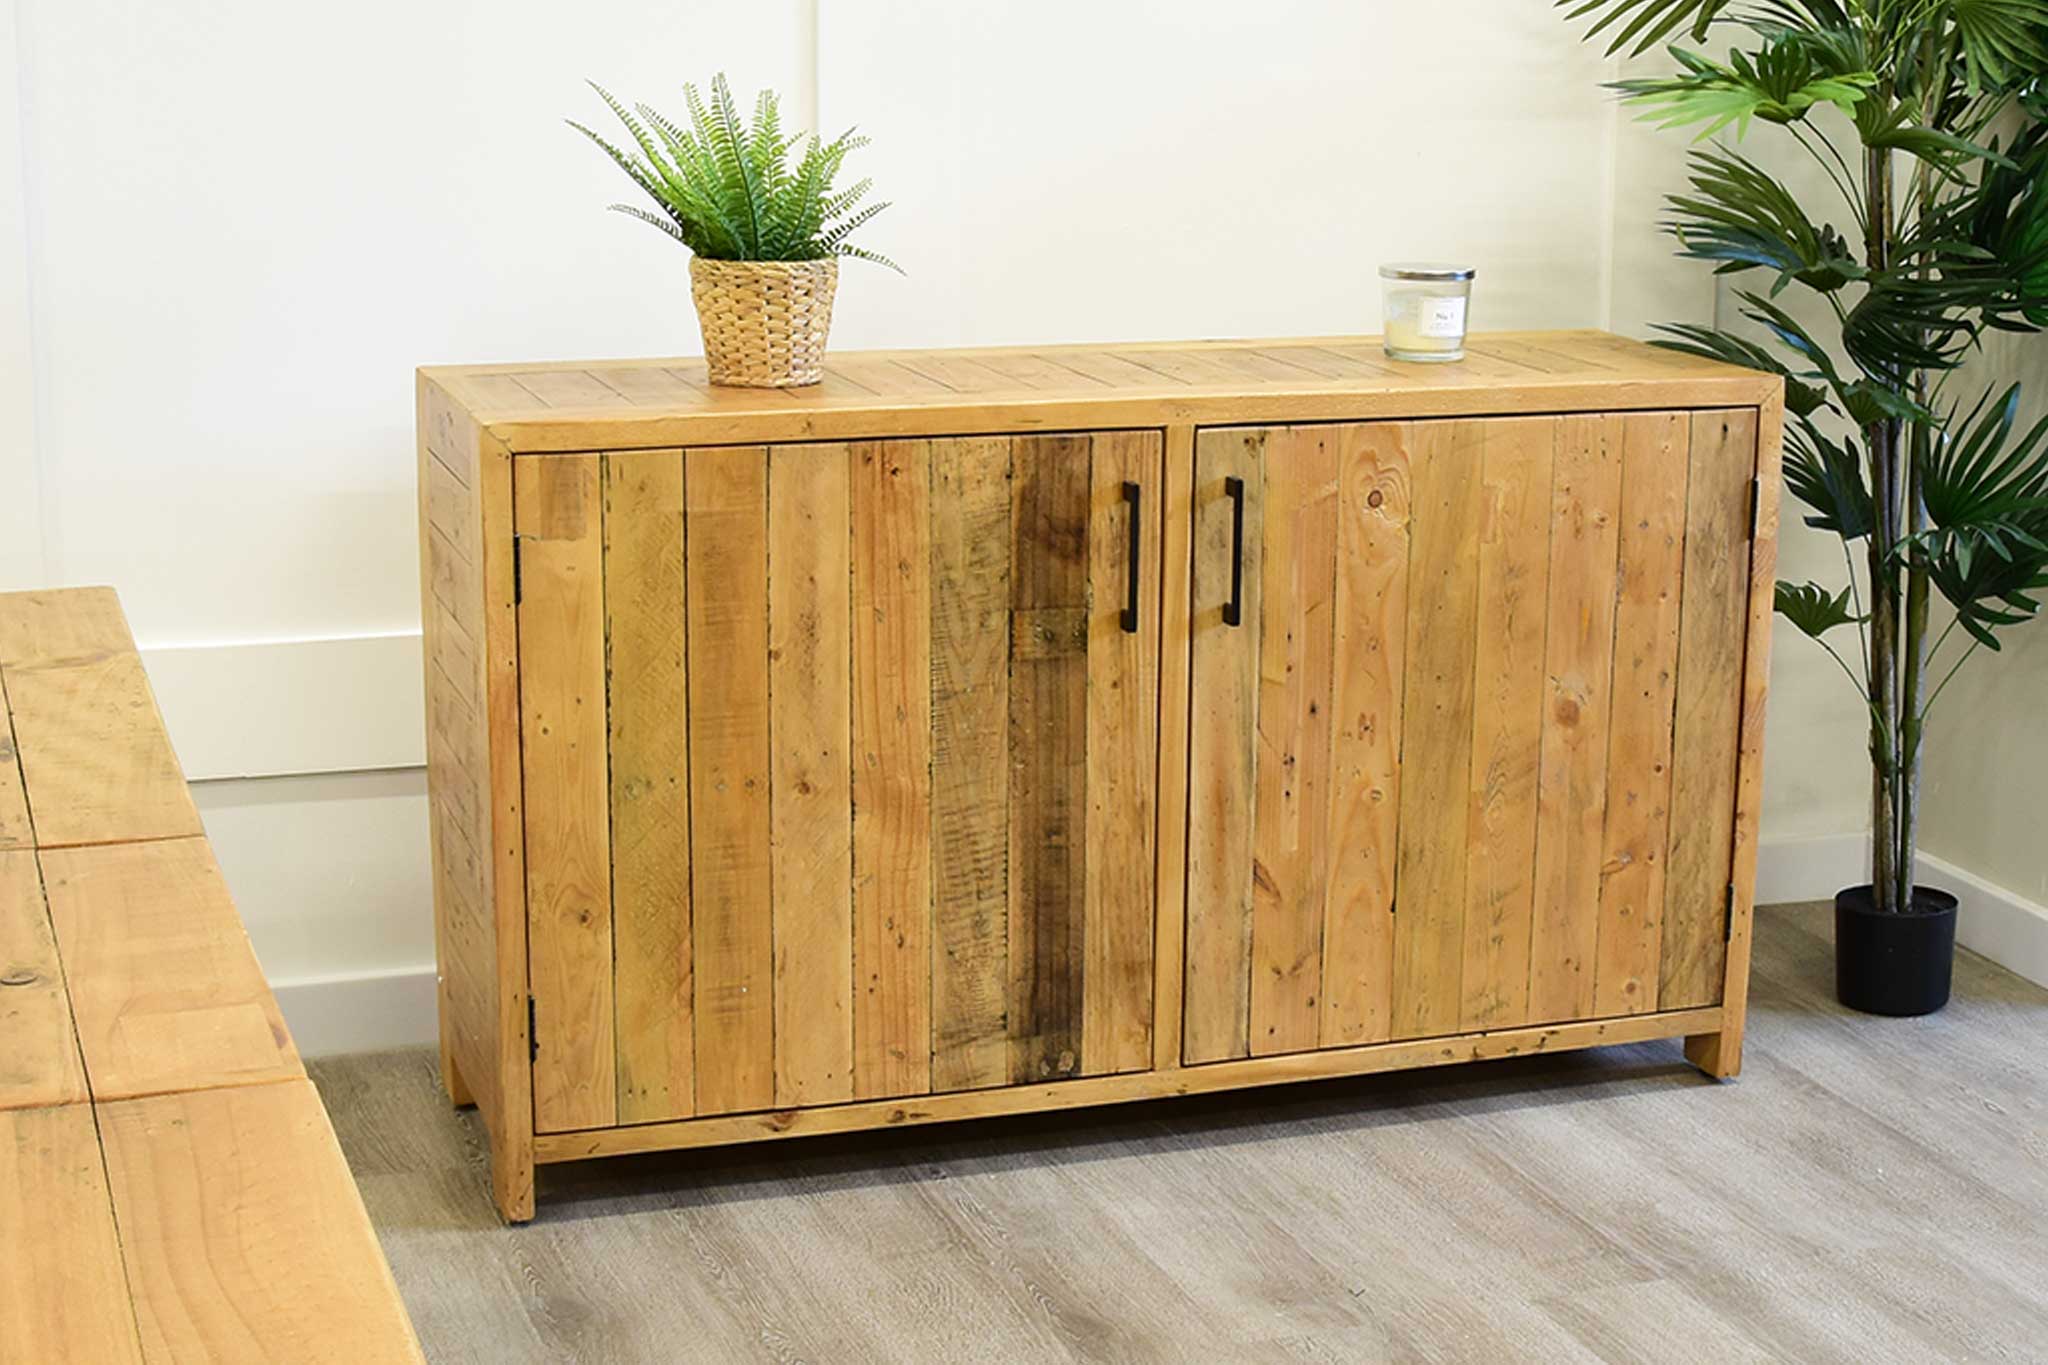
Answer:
top-left (571, 75), bottom-right (896, 387)
top-left (1561, 2), bottom-right (2048, 1015)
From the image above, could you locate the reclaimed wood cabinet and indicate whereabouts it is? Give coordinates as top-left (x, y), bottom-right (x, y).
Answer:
top-left (419, 333), bottom-right (1781, 1221)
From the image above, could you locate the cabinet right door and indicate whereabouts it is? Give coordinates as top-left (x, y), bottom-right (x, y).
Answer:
top-left (1182, 411), bottom-right (1758, 1064)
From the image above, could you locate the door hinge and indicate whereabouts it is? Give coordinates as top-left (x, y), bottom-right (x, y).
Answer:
top-left (1724, 882), bottom-right (1738, 941)
top-left (527, 995), bottom-right (539, 1063)
top-left (1749, 475), bottom-right (1762, 538)
top-left (512, 536), bottom-right (524, 605)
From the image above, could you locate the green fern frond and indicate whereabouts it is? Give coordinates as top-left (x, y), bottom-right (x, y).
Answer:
top-left (573, 74), bottom-right (898, 268)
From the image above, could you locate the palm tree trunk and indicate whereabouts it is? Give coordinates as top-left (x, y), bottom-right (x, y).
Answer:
top-left (1864, 142), bottom-right (1901, 913)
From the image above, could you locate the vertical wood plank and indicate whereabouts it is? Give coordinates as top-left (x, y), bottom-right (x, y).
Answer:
top-left (515, 454), bottom-right (616, 1133)
top-left (1594, 413), bottom-right (1690, 1016)
top-left (769, 443), bottom-right (856, 1107)
top-left (604, 450), bottom-right (694, 1125)
top-left (929, 437), bottom-right (1013, 1093)
top-left (1459, 418), bottom-right (1556, 1031)
top-left (1689, 399), bottom-right (1776, 1076)
top-left (1151, 426), bottom-right (1197, 1073)
top-left (852, 440), bottom-right (934, 1100)
top-left (1249, 427), bottom-right (1338, 1057)
top-left (0, 673), bottom-right (29, 850)
top-left (1529, 415), bottom-right (1625, 1024)
top-left (1391, 421), bottom-right (1485, 1039)
top-left (1663, 409), bottom-right (1758, 1010)
top-left (0, 850), bottom-right (88, 1110)
top-left (1083, 430), bottom-right (1162, 1076)
top-left (686, 446), bottom-right (775, 1116)
top-left (1321, 423), bottom-right (1410, 1047)
top-left (1184, 429), bottom-right (1263, 1063)
top-left (1008, 434), bottom-right (1091, 1083)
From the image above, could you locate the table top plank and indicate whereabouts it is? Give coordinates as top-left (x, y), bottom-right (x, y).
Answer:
top-left (4, 650), bottom-right (204, 848)
top-left (99, 1080), bottom-right (425, 1364)
top-left (0, 850), bottom-right (90, 1111)
top-left (0, 586), bottom-right (134, 669)
top-left (0, 1102), bottom-right (147, 1364)
top-left (0, 672), bottom-right (31, 850)
top-left (40, 836), bottom-right (303, 1101)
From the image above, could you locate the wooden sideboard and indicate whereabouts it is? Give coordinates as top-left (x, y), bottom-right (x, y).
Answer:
top-left (418, 332), bottom-right (1782, 1222)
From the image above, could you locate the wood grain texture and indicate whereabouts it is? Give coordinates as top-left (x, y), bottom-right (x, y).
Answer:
top-left (1392, 421), bottom-right (1486, 1038)
top-left (476, 428), bottom-right (537, 1221)
top-left (1595, 413), bottom-right (1690, 1017)
top-left (0, 586), bottom-right (133, 668)
top-left (424, 333), bottom-right (1777, 455)
top-left (1663, 410), bottom-right (1758, 1011)
top-left (100, 1080), bottom-right (424, 1363)
top-left (1009, 435), bottom-right (1091, 1083)
top-left (929, 436), bottom-right (1013, 1093)
top-left (39, 837), bottom-right (302, 1102)
top-left (1150, 426), bottom-right (1196, 1073)
top-left (0, 850), bottom-right (87, 1111)
top-left (0, 1102), bottom-right (144, 1364)
top-left (1248, 426), bottom-right (1338, 1057)
top-left (851, 439), bottom-right (934, 1100)
top-left (1460, 417), bottom-right (1556, 1031)
top-left (1321, 423), bottom-right (1410, 1047)
top-left (1184, 429), bottom-right (1263, 1063)
top-left (533, 1005), bottom-right (1724, 1160)
top-left (603, 449), bottom-right (694, 1125)
top-left (0, 673), bottom-right (29, 851)
top-left (686, 446), bottom-right (777, 1116)
top-left (514, 454), bottom-right (616, 1134)
top-left (1690, 394), bottom-right (1780, 1077)
top-left (768, 442), bottom-right (856, 1108)
top-left (1082, 431), bottom-right (1161, 1076)
top-left (1529, 415), bottom-right (1625, 1024)
top-left (4, 650), bottom-right (201, 848)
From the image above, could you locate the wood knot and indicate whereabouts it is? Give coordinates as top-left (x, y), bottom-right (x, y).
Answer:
top-left (1366, 489), bottom-right (1385, 509)
top-left (0, 968), bottom-right (39, 988)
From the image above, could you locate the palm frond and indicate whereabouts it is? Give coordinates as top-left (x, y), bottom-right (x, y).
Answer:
top-left (1776, 580), bottom-right (1865, 637)
top-left (1612, 37), bottom-right (1876, 137)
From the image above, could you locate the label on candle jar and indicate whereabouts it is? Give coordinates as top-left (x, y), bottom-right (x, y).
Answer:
top-left (1419, 296), bottom-right (1467, 338)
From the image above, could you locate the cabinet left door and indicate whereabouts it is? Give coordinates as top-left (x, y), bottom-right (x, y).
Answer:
top-left (514, 433), bottom-right (1164, 1135)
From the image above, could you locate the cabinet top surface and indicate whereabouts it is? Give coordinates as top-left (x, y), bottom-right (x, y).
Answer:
top-left (421, 330), bottom-right (1778, 453)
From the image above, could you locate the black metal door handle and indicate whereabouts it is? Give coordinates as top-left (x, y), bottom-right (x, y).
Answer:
top-left (1121, 482), bottom-right (1142, 634)
top-left (1223, 476), bottom-right (1246, 627)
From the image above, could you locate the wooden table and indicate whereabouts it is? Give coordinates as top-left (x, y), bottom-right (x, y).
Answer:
top-left (0, 587), bottom-right (422, 1363)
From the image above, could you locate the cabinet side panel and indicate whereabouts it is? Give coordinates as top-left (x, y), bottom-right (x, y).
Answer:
top-left (1184, 430), bottom-right (1263, 1063)
top-left (606, 450), bottom-right (694, 1124)
top-left (1008, 434), bottom-right (1091, 1083)
top-left (688, 447), bottom-right (777, 1116)
top-left (418, 378), bottom-right (499, 1122)
top-left (1593, 413), bottom-right (1689, 1016)
top-left (852, 440), bottom-right (934, 1101)
top-left (930, 437), bottom-right (1013, 1094)
top-left (1321, 423), bottom-right (1410, 1047)
top-left (768, 443), bottom-right (856, 1108)
top-left (1528, 415), bottom-right (1625, 1024)
top-left (1391, 420), bottom-right (1484, 1038)
top-left (1248, 426), bottom-right (1337, 1058)
top-left (516, 455), bottom-right (617, 1134)
top-left (1661, 410), bottom-right (1758, 1008)
top-left (1083, 431), bottom-right (1162, 1076)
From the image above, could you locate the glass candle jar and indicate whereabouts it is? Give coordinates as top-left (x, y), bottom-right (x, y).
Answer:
top-left (1379, 263), bottom-right (1475, 362)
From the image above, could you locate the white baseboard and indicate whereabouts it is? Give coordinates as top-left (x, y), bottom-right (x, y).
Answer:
top-left (272, 966), bottom-right (437, 1059)
top-left (1756, 833), bottom-right (2048, 988)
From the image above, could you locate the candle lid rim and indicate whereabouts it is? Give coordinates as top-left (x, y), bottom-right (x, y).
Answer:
top-left (1378, 262), bottom-right (1476, 281)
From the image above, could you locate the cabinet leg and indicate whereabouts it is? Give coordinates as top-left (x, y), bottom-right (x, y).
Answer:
top-left (491, 1128), bottom-right (536, 1225)
top-left (1684, 1030), bottom-right (1742, 1080)
top-left (441, 1046), bottom-right (475, 1109)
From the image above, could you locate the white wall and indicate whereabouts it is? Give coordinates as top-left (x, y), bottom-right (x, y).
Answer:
top-left (4, 1), bottom-right (1891, 1052)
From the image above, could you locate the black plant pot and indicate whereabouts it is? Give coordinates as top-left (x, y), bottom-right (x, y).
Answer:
top-left (1834, 883), bottom-right (1959, 1017)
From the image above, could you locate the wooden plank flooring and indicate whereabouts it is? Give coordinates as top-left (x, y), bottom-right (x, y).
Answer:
top-left (312, 903), bottom-right (2048, 1364)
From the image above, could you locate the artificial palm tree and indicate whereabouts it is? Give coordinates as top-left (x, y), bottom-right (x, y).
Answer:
top-left (1561, 1), bottom-right (2048, 928)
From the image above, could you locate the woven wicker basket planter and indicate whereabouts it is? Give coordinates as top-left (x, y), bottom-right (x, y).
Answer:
top-left (688, 256), bottom-right (839, 388)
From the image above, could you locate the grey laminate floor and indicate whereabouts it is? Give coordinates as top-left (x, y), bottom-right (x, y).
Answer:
top-left (311, 903), bottom-right (2048, 1364)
